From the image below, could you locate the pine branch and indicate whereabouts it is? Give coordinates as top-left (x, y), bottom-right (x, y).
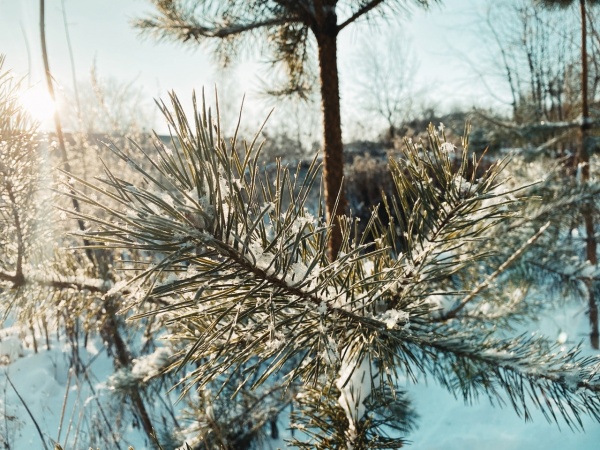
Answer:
top-left (398, 328), bottom-right (600, 427)
top-left (66, 92), bottom-right (600, 445)
top-left (137, 16), bottom-right (297, 41)
top-left (440, 221), bottom-right (550, 320)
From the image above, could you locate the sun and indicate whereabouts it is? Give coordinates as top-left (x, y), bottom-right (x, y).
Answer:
top-left (18, 85), bottom-right (57, 124)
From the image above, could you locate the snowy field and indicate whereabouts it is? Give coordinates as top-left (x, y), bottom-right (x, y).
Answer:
top-left (408, 301), bottom-right (600, 450)
top-left (0, 326), bottom-right (152, 449)
top-left (1, 301), bottom-right (599, 449)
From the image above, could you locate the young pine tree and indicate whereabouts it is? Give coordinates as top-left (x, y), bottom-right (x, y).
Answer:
top-left (69, 93), bottom-right (600, 449)
top-left (134, 0), bottom-right (442, 259)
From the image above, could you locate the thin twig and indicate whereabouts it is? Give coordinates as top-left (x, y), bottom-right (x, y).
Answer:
top-left (79, 366), bottom-right (124, 450)
top-left (55, 368), bottom-right (72, 443)
top-left (440, 221), bottom-right (551, 321)
top-left (6, 373), bottom-right (49, 450)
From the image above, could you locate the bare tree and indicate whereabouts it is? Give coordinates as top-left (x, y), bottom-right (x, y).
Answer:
top-left (39, 1), bottom-right (158, 438)
top-left (538, 0), bottom-right (600, 348)
top-left (351, 30), bottom-right (419, 142)
top-left (60, 65), bottom-right (154, 135)
top-left (474, 1), bottom-right (579, 127)
top-left (134, 0), bottom-right (440, 259)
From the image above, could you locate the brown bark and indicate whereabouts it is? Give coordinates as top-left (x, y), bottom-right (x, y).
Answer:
top-left (580, 0), bottom-right (590, 132)
top-left (584, 209), bottom-right (598, 349)
top-left (4, 179), bottom-right (25, 287)
top-left (578, 0), bottom-right (599, 348)
top-left (315, 8), bottom-right (347, 260)
top-left (104, 301), bottom-right (156, 443)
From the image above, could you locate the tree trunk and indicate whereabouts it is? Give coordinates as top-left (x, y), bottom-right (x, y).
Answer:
top-left (584, 210), bottom-right (598, 349)
top-left (40, 0), bottom-right (68, 169)
top-left (104, 301), bottom-right (156, 443)
top-left (578, 0), bottom-right (599, 349)
top-left (580, 0), bottom-right (590, 134)
top-left (40, 0), bottom-right (94, 263)
top-left (315, 10), bottom-right (347, 260)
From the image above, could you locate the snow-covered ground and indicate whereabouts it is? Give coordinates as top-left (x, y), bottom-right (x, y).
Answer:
top-left (1, 301), bottom-right (599, 449)
top-left (409, 301), bottom-right (600, 450)
top-left (410, 378), bottom-right (600, 450)
top-left (0, 325), bottom-right (155, 449)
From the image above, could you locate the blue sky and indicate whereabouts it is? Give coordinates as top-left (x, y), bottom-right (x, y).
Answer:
top-left (0, 0), bottom-right (506, 136)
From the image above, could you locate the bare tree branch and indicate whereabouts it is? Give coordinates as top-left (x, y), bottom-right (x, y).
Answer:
top-left (338, 0), bottom-right (386, 31)
top-left (439, 222), bottom-right (550, 321)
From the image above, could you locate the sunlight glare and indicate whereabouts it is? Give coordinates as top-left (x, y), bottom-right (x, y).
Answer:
top-left (19, 86), bottom-right (56, 124)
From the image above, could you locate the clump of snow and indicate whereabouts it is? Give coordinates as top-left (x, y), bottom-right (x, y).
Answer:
top-left (262, 201), bottom-right (275, 215)
top-left (184, 187), bottom-right (199, 207)
top-left (131, 346), bottom-right (171, 382)
top-left (426, 293), bottom-right (455, 315)
top-left (454, 176), bottom-right (473, 196)
top-left (557, 331), bottom-right (568, 344)
top-left (579, 262), bottom-right (597, 278)
top-left (362, 260), bottom-right (375, 276)
top-left (290, 212), bottom-right (315, 233)
top-left (147, 201), bottom-right (161, 214)
top-left (322, 336), bottom-right (340, 366)
top-left (161, 192), bottom-right (175, 208)
top-left (377, 309), bottom-right (410, 330)
top-left (287, 261), bottom-right (309, 285)
top-left (265, 336), bottom-right (285, 351)
top-left (336, 356), bottom-right (379, 448)
top-left (440, 142), bottom-right (456, 153)
top-left (317, 301), bottom-right (328, 315)
top-left (246, 240), bottom-right (275, 273)
top-left (561, 370), bottom-right (582, 393)
top-left (0, 336), bottom-right (22, 363)
top-left (104, 279), bottom-right (128, 297)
